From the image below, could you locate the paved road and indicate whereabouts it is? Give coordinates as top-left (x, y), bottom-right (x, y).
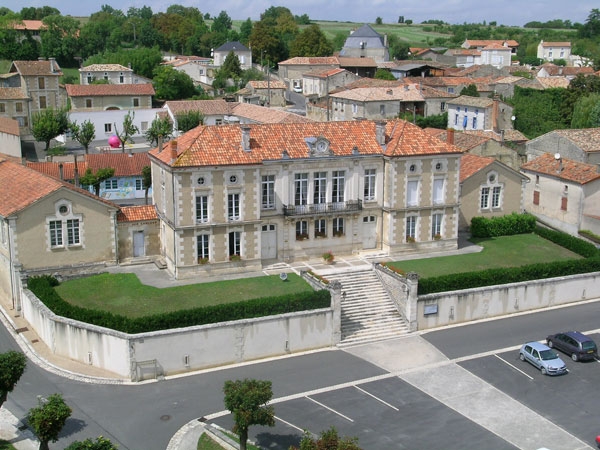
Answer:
top-left (2, 301), bottom-right (600, 449)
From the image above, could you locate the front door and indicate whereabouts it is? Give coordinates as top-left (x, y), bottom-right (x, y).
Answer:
top-left (261, 224), bottom-right (277, 259)
top-left (361, 216), bottom-right (377, 249)
top-left (133, 230), bottom-right (145, 257)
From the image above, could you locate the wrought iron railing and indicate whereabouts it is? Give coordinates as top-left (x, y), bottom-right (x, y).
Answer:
top-left (283, 200), bottom-right (362, 216)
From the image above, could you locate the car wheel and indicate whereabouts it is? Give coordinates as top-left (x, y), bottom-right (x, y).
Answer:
top-left (547, 340), bottom-right (553, 348)
top-left (571, 353), bottom-right (578, 362)
top-left (541, 367), bottom-right (547, 375)
top-left (519, 353), bottom-right (525, 361)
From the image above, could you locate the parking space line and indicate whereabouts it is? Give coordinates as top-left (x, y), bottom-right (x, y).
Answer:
top-left (354, 386), bottom-right (399, 411)
top-left (274, 415), bottom-right (305, 433)
top-left (306, 396), bottom-right (354, 422)
top-left (494, 354), bottom-right (534, 380)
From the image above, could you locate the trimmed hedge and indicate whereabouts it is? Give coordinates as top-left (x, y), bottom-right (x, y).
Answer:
top-left (418, 226), bottom-right (600, 295)
top-left (471, 213), bottom-right (536, 238)
top-left (27, 275), bottom-right (331, 334)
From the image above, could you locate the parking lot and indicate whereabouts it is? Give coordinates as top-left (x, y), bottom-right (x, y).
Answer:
top-left (207, 329), bottom-right (599, 450)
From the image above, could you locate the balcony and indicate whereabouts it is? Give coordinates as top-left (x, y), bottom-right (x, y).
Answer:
top-left (283, 200), bottom-right (362, 216)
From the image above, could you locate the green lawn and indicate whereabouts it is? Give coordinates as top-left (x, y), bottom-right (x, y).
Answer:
top-left (0, 440), bottom-right (16, 450)
top-left (55, 272), bottom-right (312, 318)
top-left (387, 234), bottom-right (582, 278)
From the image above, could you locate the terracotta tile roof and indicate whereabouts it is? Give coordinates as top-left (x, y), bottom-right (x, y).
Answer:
top-left (248, 80), bottom-right (287, 90)
top-left (521, 153), bottom-right (600, 185)
top-left (86, 152), bottom-right (150, 176)
top-left (551, 128), bottom-right (600, 154)
top-left (330, 84), bottom-right (450, 102)
top-left (425, 129), bottom-right (490, 152)
top-left (464, 39), bottom-right (519, 47)
top-left (149, 119), bottom-right (462, 168)
top-left (0, 157), bottom-right (117, 217)
top-left (536, 77), bottom-right (570, 89)
top-left (0, 117), bottom-right (20, 136)
top-left (117, 205), bottom-right (157, 222)
top-left (540, 41), bottom-right (571, 47)
top-left (448, 95), bottom-right (500, 108)
top-left (65, 84), bottom-right (155, 97)
top-left (80, 64), bottom-right (132, 72)
top-left (11, 60), bottom-right (62, 76)
top-left (460, 153), bottom-right (495, 182)
top-left (164, 99), bottom-right (233, 116)
top-left (0, 87), bottom-right (29, 100)
top-left (303, 68), bottom-right (347, 78)
top-left (26, 161), bottom-right (88, 180)
top-left (465, 129), bottom-right (529, 143)
top-left (483, 43), bottom-right (511, 50)
top-left (230, 103), bottom-right (312, 123)
top-left (278, 57), bottom-right (339, 65)
top-left (446, 49), bottom-right (481, 56)
top-left (12, 20), bottom-right (46, 31)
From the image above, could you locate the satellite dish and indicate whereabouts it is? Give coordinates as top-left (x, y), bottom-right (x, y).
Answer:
top-left (279, 273), bottom-right (288, 281)
top-left (511, 116), bottom-right (516, 121)
top-left (554, 153), bottom-right (561, 160)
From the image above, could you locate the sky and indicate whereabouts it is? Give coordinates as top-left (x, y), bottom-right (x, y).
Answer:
top-left (4, 0), bottom-right (598, 27)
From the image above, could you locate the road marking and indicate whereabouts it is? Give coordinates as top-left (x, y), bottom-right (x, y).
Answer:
top-left (494, 354), bottom-right (534, 380)
top-left (306, 396), bottom-right (354, 422)
top-left (354, 385), bottom-right (399, 411)
top-left (274, 415), bottom-right (305, 433)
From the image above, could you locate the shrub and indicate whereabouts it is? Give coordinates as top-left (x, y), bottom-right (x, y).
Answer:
top-left (470, 213), bottom-right (536, 238)
top-left (536, 226), bottom-right (599, 257)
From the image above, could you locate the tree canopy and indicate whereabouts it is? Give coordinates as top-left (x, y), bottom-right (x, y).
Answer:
top-left (152, 65), bottom-right (196, 100)
top-left (28, 393), bottom-right (72, 450)
top-left (31, 108), bottom-right (69, 151)
top-left (289, 24), bottom-right (333, 57)
top-left (0, 351), bottom-right (26, 409)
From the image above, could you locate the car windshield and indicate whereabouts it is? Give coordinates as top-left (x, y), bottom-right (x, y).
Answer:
top-left (582, 341), bottom-right (596, 351)
top-left (540, 349), bottom-right (559, 360)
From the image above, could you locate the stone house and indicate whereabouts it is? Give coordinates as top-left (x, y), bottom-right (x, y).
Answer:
top-left (525, 128), bottom-right (600, 165)
top-left (459, 153), bottom-right (529, 230)
top-left (521, 153), bottom-right (600, 236)
top-left (301, 68), bottom-right (360, 97)
top-left (237, 80), bottom-right (287, 107)
top-left (65, 83), bottom-right (155, 112)
top-left (79, 64), bottom-right (137, 85)
top-left (339, 24), bottom-right (389, 63)
top-left (278, 57), bottom-right (340, 90)
top-left (537, 41), bottom-right (571, 62)
top-left (117, 205), bottom-right (160, 263)
top-left (0, 117), bottom-right (21, 158)
top-left (447, 96), bottom-right (514, 133)
top-left (148, 119), bottom-right (463, 279)
top-left (213, 42), bottom-right (252, 70)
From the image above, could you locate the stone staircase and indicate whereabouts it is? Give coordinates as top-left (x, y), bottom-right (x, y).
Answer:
top-left (325, 269), bottom-right (409, 346)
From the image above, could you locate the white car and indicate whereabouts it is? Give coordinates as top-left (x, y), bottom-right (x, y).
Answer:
top-left (293, 86), bottom-right (302, 93)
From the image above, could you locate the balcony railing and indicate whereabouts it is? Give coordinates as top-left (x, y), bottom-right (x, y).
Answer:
top-left (283, 200), bottom-right (362, 216)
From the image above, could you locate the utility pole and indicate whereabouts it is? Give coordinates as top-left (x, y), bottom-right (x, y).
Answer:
top-left (326, 74), bottom-right (330, 121)
top-left (267, 59), bottom-right (271, 107)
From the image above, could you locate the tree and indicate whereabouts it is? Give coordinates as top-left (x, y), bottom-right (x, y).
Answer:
top-left (145, 116), bottom-right (172, 146)
top-left (64, 436), bottom-right (118, 450)
top-left (0, 351), bottom-right (26, 409)
top-left (152, 65), bottom-right (196, 100)
top-left (223, 379), bottom-right (275, 450)
top-left (289, 24), bottom-right (333, 57)
top-left (70, 119), bottom-right (96, 154)
top-left (374, 69), bottom-right (396, 80)
top-left (79, 167), bottom-right (115, 196)
top-left (141, 166), bottom-right (152, 205)
top-left (571, 93), bottom-right (600, 128)
top-left (31, 107), bottom-right (69, 151)
top-left (114, 112), bottom-right (139, 153)
top-left (28, 393), bottom-right (72, 450)
top-left (290, 427), bottom-right (363, 450)
top-left (460, 84), bottom-right (480, 97)
top-left (175, 110), bottom-right (204, 133)
top-left (221, 50), bottom-right (243, 79)
top-left (375, 17), bottom-right (382, 25)
top-left (212, 10), bottom-right (232, 34)
top-left (40, 14), bottom-right (80, 66)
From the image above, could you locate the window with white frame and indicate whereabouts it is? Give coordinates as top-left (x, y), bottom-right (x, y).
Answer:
top-left (432, 213), bottom-right (443, 238)
top-left (49, 220), bottom-right (63, 247)
top-left (433, 178), bottom-right (444, 205)
top-left (314, 172), bottom-right (327, 204)
top-left (48, 203), bottom-right (82, 248)
top-left (480, 187), bottom-right (490, 209)
top-left (296, 220), bottom-right (308, 240)
top-left (104, 179), bottom-right (118, 190)
top-left (119, 73), bottom-right (124, 83)
top-left (364, 168), bottom-right (376, 201)
top-left (197, 234), bottom-right (209, 260)
top-left (333, 217), bottom-right (344, 236)
top-left (407, 180), bottom-right (419, 206)
top-left (406, 216), bottom-right (417, 241)
top-left (104, 123), bottom-right (112, 133)
top-left (295, 173), bottom-right (308, 205)
top-left (196, 195), bottom-right (209, 223)
top-left (261, 175), bottom-right (275, 209)
top-left (491, 186), bottom-right (502, 208)
top-left (314, 219), bottom-right (326, 237)
top-left (332, 170), bottom-right (345, 203)
top-left (67, 219), bottom-right (80, 245)
top-left (352, 103), bottom-right (358, 114)
top-left (228, 231), bottom-right (241, 257)
top-left (228, 193), bottom-right (240, 221)
top-left (135, 179), bottom-right (143, 191)
top-left (141, 121), bottom-right (148, 131)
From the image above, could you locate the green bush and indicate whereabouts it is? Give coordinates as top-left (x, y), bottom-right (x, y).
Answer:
top-left (471, 213), bottom-right (536, 238)
top-left (536, 226), bottom-right (599, 257)
top-left (27, 277), bottom-right (331, 334)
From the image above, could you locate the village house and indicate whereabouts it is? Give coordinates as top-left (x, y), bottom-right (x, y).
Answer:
top-left (79, 64), bottom-right (136, 85)
top-left (236, 80), bottom-right (287, 107)
top-left (459, 152), bottom-right (529, 230)
top-left (521, 153), bottom-right (600, 236)
top-left (525, 128), bottom-right (600, 165)
top-left (213, 41), bottom-right (252, 70)
top-left (148, 119), bottom-right (463, 279)
top-left (537, 41), bottom-right (571, 62)
top-left (0, 117), bottom-right (21, 158)
top-left (462, 39), bottom-right (519, 55)
top-left (447, 95), bottom-right (514, 133)
top-left (278, 57), bottom-right (341, 91)
top-left (339, 24), bottom-right (389, 63)
top-left (301, 68), bottom-right (360, 97)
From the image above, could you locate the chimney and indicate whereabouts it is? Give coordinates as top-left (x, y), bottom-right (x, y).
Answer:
top-left (375, 121), bottom-right (386, 145)
top-left (241, 125), bottom-right (251, 152)
top-left (170, 140), bottom-right (178, 162)
top-left (447, 128), bottom-right (455, 145)
top-left (49, 57), bottom-right (57, 73)
top-left (158, 135), bottom-right (163, 153)
top-left (492, 96), bottom-right (500, 133)
top-left (59, 163), bottom-right (64, 180)
top-left (73, 154), bottom-right (79, 186)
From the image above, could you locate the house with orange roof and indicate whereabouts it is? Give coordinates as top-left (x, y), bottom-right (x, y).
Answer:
top-left (278, 57), bottom-right (341, 90)
top-left (11, 19), bottom-right (46, 42)
top-left (479, 43), bottom-right (513, 68)
top-left (447, 95), bottom-right (514, 134)
top-left (459, 152), bottom-right (529, 230)
top-left (301, 68), bottom-right (360, 98)
top-left (525, 128), bottom-right (600, 165)
top-left (462, 39), bottom-right (519, 55)
top-left (0, 117), bottom-right (21, 158)
top-left (79, 64), bottom-right (145, 85)
top-left (521, 153), bottom-right (600, 236)
top-left (236, 80), bottom-right (287, 107)
top-left (116, 205), bottom-right (159, 262)
top-left (327, 83), bottom-right (456, 122)
top-left (148, 119), bottom-right (463, 279)
top-left (537, 41), bottom-right (571, 62)
top-left (0, 156), bottom-right (120, 308)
